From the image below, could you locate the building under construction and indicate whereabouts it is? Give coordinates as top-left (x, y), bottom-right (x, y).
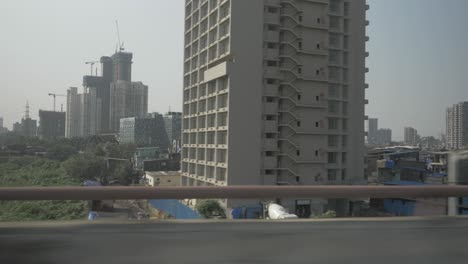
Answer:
top-left (38, 110), bottom-right (65, 140)
top-left (67, 50), bottom-right (148, 137)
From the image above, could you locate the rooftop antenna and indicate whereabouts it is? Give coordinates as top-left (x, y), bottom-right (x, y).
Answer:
top-left (115, 20), bottom-right (125, 52)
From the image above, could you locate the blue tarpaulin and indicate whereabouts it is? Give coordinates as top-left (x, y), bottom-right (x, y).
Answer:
top-left (149, 199), bottom-right (201, 219)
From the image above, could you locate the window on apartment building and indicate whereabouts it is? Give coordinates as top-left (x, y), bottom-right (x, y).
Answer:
top-left (217, 112), bottom-right (227, 127)
top-left (267, 43), bottom-right (277, 49)
top-left (316, 43), bottom-right (321, 49)
top-left (297, 121), bottom-right (301, 127)
top-left (328, 135), bottom-right (338, 147)
top-left (317, 18), bottom-right (321, 24)
top-left (328, 118), bottom-right (338, 129)
top-left (341, 170), bottom-right (346, 181)
top-left (298, 41), bottom-right (303, 50)
top-left (296, 176), bottom-right (300, 182)
top-left (266, 115), bottom-right (276, 121)
top-left (265, 133), bottom-right (275, 139)
top-left (315, 150), bottom-right (319, 157)
top-left (217, 131), bottom-right (227, 144)
top-left (267, 60), bottom-right (278, 67)
top-left (266, 79), bottom-right (276, 84)
top-left (297, 94), bottom-right (301, 101)
top-left (266, 97), bottom-right (275, 103)
top-left (265, 170), bottom-right (274, 175)
top-left (198, 132), bottom-right (206, 144)
top-left (267, 25), bottom-right (279, 31)
top-left (265, 151), bottom-right (274, 157)
top-left (298, 67), bottom-right (302, 74)
top-left (316, 96), bottom-right (320, 101)
top-left (218, 77), bottom-right (228, 91)
top-left (298, 15), bottom-right (303, 23)
top-left (267, 7), bottom-right (278, 13)
top-left (207, 132), bottom-right (215, 144)
top-left (342, 153), bottom-right (347, 164)
top-left (217, 149), bottom-right (227, 163)
top-left (296, 150), bottom-right (301, 156)
top-left (328, 152), bottom-right (337, 163)
top-left (190, 133), bottom-right (197, 144)
top-left (207, 114), bottom-right (216, 127)
top-left (206, 166), bottom-right (215, 179)
top-left (315, 122), bottom-right (319, 128)
top-left (207, 149), bottom-right (215, 162)
top-left (198, 149), bottom-right (205, 160)
top-left (328, 170), bottom-right (337, 181)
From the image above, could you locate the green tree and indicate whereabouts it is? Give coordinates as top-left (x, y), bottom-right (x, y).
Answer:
top-left (46, 144), bottom-right (77, 161)
top-left (110, 161), bottom-right (134, 185)
top-left (62, 153), bottom-right (106, 182)
top-left (195, 200), bottom-right (226, 219)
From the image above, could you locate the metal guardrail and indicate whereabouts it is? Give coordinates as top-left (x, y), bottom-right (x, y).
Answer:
top-left (1, 186), bottom-right (468, 200)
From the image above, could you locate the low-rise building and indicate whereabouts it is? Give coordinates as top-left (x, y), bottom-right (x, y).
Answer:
top-left (119, 114), bottom-right (169, 150)
top-left (143, 171), bottom-right (181, 187)
top-left (134, 147), bottom-right (160, 170)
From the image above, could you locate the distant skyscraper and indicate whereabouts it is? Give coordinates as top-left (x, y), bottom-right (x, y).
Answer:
top-left (0, 117), bottom-right (6, 134)
top-left (66, 87), bottom-right (82, 138)
top-left (446, 102), bottom-right (468, 150)
top-left (163, 112), bottom-right (182, 152)
top-left (38, 110), bottom-right (65, 140)
top-left (376, 128), bottom-right (392, 146)
top-left (65, 87), bottom-right (102, 138)
top-left (109, 81), bottom-right (148, 132)
top-left (111, 52), bottom-right (133, 82)
top-left (404, 127), bottom-right (419, 146)
top-left (368, 118), bottom-right (378, 145)
top-left (181, 0), bottom-right (369, 215)
top-left (119, 115), bottom-right (169, 150)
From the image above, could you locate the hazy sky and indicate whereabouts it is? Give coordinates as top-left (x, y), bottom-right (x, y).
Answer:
top-left (1, 0), bottom-right (468, 140)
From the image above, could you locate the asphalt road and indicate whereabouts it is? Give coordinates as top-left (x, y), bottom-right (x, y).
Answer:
top-left (1, 217), bottom-right (468, 264)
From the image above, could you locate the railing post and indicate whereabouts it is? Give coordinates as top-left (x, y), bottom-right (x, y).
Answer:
top-left (448, 151), bottom-right (468, 216)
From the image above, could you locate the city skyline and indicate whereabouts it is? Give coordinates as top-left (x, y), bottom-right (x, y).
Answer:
top-left (1, 0), bottom-right (468, 140)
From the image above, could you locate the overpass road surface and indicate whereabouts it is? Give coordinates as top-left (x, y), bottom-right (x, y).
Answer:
top-left (1, 217), bottom-right (468, 264)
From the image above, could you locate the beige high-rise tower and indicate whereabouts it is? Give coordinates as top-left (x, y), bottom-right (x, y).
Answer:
top-left (181, 0), bottom-right (369, 216)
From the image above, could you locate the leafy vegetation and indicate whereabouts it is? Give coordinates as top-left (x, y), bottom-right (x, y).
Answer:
top-left (0, 157), bottom-right (87, 221)
top-left (0, 134), bottom-right (139, 221)
top-left (195, 200), bottom-right (226, 219)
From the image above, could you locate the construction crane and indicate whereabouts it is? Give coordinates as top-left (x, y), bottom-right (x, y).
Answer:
top-left (48, 93), bottom-right (66, 112)
top-left (115, 20), bottom-right (125, 52)
top-left (85, 61), bottom-right (100, 76)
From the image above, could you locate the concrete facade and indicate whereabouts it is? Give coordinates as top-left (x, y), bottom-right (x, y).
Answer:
top-left (181, 0), bottom-right (368, 215)
top-left (65, 87), bottom-right (102, 138)
top-left (38, 110), bottom-right (65, 140)
top-left (368, 118), bottom-right (377, 145)
top-left (404, 127), bottom-right (419, 146)
top-left (163, 112), bottom-right (182, 152)
top-left (119, 115), bottom-right (169, 149)
top-left (110, 81), bottom-right (148, 132)
top-left (446, 102), bottom-right (468, 150)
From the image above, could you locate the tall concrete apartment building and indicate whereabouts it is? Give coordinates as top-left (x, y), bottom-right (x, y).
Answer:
top-left (65, 87), bottom-right (102, 138)
top-left (38, 110), bottom-right (66, 140)
top-left (367, 118), bottom-right (377, 145)
top-left (404, 127), bottom-right (419, 146)
top-left (164, 112), bottom-right (182, 152)
top-left (446, 102), bottom-right (468, 150)
top-left (109, 81), bottom-right (148, 132)
top-left (181, 0), bottom-right (369, 215)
